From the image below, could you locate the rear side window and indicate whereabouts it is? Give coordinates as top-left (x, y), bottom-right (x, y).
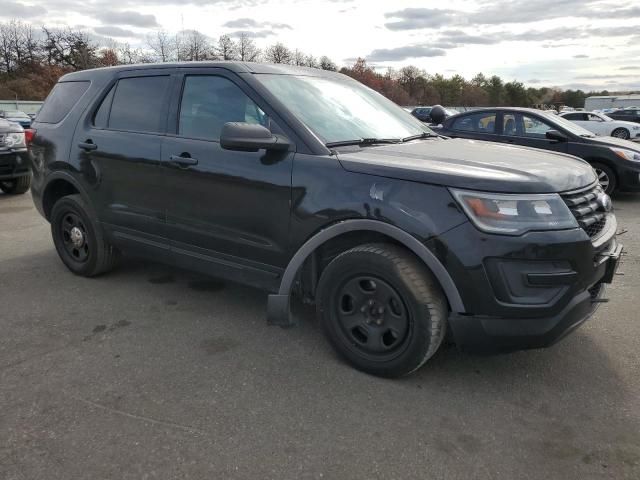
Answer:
top-left (93, 85), bottom-right (115, 129)
top-left (37, 81), bottom-right (90, 124)
top-left (109, 76), bottom-right (170, 133)
top-left (452, 112), bottom-right (496, 133)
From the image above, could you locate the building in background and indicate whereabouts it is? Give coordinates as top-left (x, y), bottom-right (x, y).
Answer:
top-left (585, 95), bottom-right (640, 111)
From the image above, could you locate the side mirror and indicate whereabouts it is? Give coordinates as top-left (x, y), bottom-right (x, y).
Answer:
top-left (546, 130), bottom-right (568, 143)
top-left (220, 122), bottom-right (290, 152)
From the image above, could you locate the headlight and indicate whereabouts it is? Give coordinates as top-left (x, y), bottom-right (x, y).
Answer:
top-left (610, 147), bottom-right (640, 162)
top-left (4, 132), bottom-right (26, 148)
top-left (450, 189), bottom-right (578, 235)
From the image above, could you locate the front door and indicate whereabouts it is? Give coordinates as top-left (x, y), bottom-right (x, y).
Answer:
top-left (161, 71), bottom-right (294, 290)
top-left (499, 112), bottom-right (569, 154)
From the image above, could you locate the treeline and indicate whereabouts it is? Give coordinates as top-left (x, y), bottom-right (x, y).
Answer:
top-left (0, 20), bottom-right (617, 107)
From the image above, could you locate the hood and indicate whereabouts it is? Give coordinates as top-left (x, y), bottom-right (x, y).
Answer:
top-left (586, 133), bottom-right (640, 150)
top-left (336, 138), bottom-right (596, 194)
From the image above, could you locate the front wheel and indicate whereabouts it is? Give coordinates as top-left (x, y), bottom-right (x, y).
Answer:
top-left (611, 128), bottom-right (630, 140)
top-left (0, 175), bottom-right (31, 194)
top-left (316, 244), bottom-right (447, 377)
top-left (592, 163), bottom-right (617, 195)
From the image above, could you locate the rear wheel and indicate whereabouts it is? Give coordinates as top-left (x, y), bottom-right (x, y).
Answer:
top-left (0, 175), bottom-right (31, 194)
top-left (611, 128), bottom-right (630, 140)
top-left (317, 243), bottom-right (447, 377)
top-left (50, 194), bottom-right (118, 276)
top-left (592, 162), bottom-right (617, 195)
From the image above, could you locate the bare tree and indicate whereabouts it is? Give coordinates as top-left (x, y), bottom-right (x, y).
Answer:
top-left (146, 30), bottom-right (174, 62)
top-left (216, 34), bottom-right (236, 60)
top-left (304, 54), bottom-right (318, 68)
top-left (292, 49), bottom-right (305, 66)
top-left (235, 32), bottom-right (260, 62)
top-left (179, 30), bottom-right (212, 61)
top-left (43, 27), bottom-right (98, 70)
top-left (0, 21), bottom-right (41, 72)
top-left (319, 55), bottom-right (337, 71)
top-left (264, 42), bottom-right (292, 64)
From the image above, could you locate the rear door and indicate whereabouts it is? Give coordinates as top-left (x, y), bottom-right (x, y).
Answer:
top-left (160, 69), bottom-right (294, 290)
top-left (445, 111), bottom-right (500, 142)
top-left (70, 72), bottom-right (173, 255)
top-left (499, 112), bottom-right (569, 154)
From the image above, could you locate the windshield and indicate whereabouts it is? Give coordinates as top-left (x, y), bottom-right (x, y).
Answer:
top-left (599, 114), bottom-right (614, 122)
top-left (256, 74), bottom-right (433, 144)
top-left (541, 111), bottom-right (596, 137)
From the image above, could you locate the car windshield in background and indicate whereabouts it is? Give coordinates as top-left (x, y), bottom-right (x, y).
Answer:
top-left (256, 74), bottom-right (433, 145)
top-left (541, 111), bottom-right (596, 137)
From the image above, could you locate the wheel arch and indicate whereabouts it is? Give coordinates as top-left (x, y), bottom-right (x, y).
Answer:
top-left (267, 219), bottom-right (465, 326)
top-left (41, 173), bottom-right (89, 221)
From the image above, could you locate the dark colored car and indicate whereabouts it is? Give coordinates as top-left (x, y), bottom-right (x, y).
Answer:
top-left (0, 110), bottom-right (32, 128)
top-left (29, 63), bottom-right (621, 377)
top-left (436, 107), bottom-right (640, 195)
top-left (607, 109), bottom-right (640, 124)
top-left (0, 118), bottom-right (31, 194)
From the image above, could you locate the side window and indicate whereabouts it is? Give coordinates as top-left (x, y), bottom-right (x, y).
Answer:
top-left (179, 75), bottom-right (268, 141)
top-left (452, 112), bottom-right (496, 133)
top-left (109, 76), bottom-right (170, 133)
top-left (503, 113), bottom-right (517, 135)
top-left (37, 81), bottom-right (90, 124)
top-left (563, 113), bottom-right (582, 120)
top-left (521, 115), bottom-right (555, 138)
top-left (92, 85), bottom-right (115, 129)
top-left (587, 114), bottom-right (602, 122)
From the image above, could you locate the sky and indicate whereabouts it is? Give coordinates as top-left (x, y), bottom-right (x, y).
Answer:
top-left (3, 0), bottom-right (640, 91)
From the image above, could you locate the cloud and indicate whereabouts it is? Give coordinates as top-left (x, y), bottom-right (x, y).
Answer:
top-left (573, 54), bottom-right (589, 58)
top-left (0, 1), bottom-right (47, 17)
top-left (366, 45), bottom-right (446, 62)
top-left (94, 25), bottom-right (137, 37)
top-left (93, 10), bottom-right (158, 28)
top-left (384, 8), bottom-right (458, 30)
top-left (227, 29), bottom-right (274, 38)
top-left (222, 18), bottom-right (292, 30)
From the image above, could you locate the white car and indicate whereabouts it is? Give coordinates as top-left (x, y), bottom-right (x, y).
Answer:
top-left (559, 111), bottom-right (640, 140)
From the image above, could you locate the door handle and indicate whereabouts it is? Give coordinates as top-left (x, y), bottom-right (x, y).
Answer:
top-left (169, 154), bottom-right (198, 168)
top-left (78, 140), bottom-right (97, 151)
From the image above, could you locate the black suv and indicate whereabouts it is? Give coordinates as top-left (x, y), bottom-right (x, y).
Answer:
top-left (30, 63), bottom-right (622, 377)
top-left (0, 118), bottom-right (31, 194)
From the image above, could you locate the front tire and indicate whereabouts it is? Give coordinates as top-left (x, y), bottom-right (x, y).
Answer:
top-left (50, 194), bottom-right (118, 277)
top-left (611, 128), bottom-right (630, 140)
top-left (317, 243), bottom-right (447, 377)
top-left (592, 162), bottom-right (617, 195)
top-left (0, 175), bottom-right (31, 194)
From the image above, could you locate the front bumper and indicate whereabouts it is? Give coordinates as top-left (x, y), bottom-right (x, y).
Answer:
top-left (431, 214), bottom-right (621, 353)
top-left (0, 150), bottom-right (30, 180)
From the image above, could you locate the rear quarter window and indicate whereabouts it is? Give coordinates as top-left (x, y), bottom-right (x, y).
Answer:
top-left (37, 81), bottom-right (90, 124)
top-left (108, 76), bottom-right (170, 133)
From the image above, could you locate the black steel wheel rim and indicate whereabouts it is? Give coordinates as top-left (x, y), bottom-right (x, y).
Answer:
top-left (59, 212), bottom-right (90, 263)
top-left (334, 275), bottom-right (411, 360)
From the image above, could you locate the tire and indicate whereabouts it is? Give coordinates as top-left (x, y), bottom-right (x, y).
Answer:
top-left (0, 175), bottom-right (31, 194)
top-left (316, 243), bottom-right (447, 377)
top-left (50, 194), bottom-right (118, 277)
top-left (592, 162), bottom-right (617, 195)
top-left (611, 128), bottom-right (630, 140)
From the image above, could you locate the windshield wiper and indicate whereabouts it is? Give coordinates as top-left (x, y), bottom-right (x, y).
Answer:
top-left (325, 138), bottom-right (402, 148)
top-left (402, 132), bottom-right (439, 142)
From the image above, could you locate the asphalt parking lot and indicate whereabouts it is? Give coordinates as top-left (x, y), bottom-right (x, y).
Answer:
top-left (1, 191), bottom-right (639, 480)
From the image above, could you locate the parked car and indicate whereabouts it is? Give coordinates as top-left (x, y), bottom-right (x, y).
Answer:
top-left (0, 110), bottom-right (31, 128)
top-left (560, 111), bottom-right (640, 140)
top-left (29, 63), bottom-right (621, 377)
top-left (435, 107), bottom-right (640, 194)
top-left (0, 119), bottom-right (31, 194)
top-left (607, 109), bottom-right (640, 124)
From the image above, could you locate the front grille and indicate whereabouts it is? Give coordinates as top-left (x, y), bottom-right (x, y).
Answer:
top-left (561, 184), bottom-right (608, 239)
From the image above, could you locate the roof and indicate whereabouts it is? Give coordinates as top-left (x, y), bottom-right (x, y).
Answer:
top-left (60, 61), bottom-right (344, 82)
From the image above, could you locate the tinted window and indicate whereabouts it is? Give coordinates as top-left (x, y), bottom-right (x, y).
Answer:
top-left (109, 76), bottom-right (170, 133)
top-left (93, 85), bottom-right (115, 129)
top-left (563, 113), bottom-right (584, 120)
top-left (503, 113), bottom-right (517, 135)
top-left (522, 115), bottom-right (555, 138)
top-left (37, 81), bottom-right (90, 124)
top-left (452, 112), bottom-right (496, 133)
top-left (179, 75), bottom-right (267, 141)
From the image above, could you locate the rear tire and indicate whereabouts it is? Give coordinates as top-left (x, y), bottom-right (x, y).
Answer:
top-left (0, 175), bottom-right (31, 194)
top-left (316, 243), bottom-right (447, 377)
top-left (592, 162), bottom-right (617, 195)
top-left (611, 128), bottom-right (630, 140)
top-left (50, 194), bottom-right (118, 277)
